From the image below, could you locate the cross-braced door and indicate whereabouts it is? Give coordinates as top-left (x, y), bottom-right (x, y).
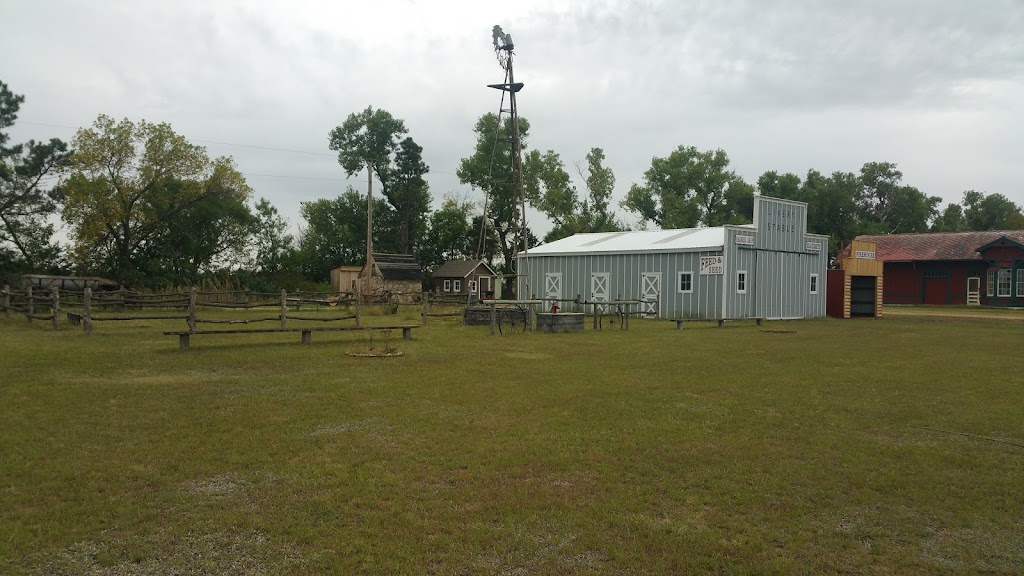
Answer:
top-left (545, 273), bottom-right (562, 310)
top-left (640, 272), bottom-right (661, 317)
top-left (591, 273), bottom-right (609, 313)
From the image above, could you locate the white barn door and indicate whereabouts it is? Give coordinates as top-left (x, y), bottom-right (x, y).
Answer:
top-left (545, 273), bottom-right (562, 311)
top-left (641, 272), bottom-right (661, 317)
top-left (591, 273), bottom-right (609, 313)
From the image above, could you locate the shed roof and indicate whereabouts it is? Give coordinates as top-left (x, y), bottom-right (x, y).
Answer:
top-left (365, 253), bottom-right (423, 280)
top-left (523, 228), bottom-right (726, 256)
top-left (855, 231), bottom-right (1024, 261)
top-left (433, 259), bottom-right (495, 279)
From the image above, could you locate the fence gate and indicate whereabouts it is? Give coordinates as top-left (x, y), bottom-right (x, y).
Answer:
top-left (545, 273), bottom-right (562, 311)
top-left (640, 272), bottom-right (661, 317)
top-left (591, 273), bottom-right (609, 313)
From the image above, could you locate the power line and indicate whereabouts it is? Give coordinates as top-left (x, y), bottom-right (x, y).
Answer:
top-left (15, 120), bottom-right (462, 177)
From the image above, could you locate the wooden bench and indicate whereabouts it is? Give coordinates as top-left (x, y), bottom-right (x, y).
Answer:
top-left (675, 317), bottom-right (764, 329)
top-left (164, 325), bottom-right (419, 350)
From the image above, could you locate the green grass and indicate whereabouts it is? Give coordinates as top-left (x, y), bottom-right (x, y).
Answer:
top-left (1, 309), bottom-right (1022, 574)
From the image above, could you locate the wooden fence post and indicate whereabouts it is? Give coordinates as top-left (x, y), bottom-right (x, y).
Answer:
top-left (52, 287), bottom-right (60, 330)
top-left (188, 287), bottom-right (197, 333)
top-left (2, 284), bottom-right (8, 318)
top-left (489, 301), bottom-right (496, 336)
top-left (83, 287), bottom-right (93, 333)
top-left (280, 289), bottom-right (287, 330)
top-left (27, 286), bottom-right (33, 323)
top-left (421, 292), bottom-right (428, 325)
top-left (355, 291), bottom-right (361, 328)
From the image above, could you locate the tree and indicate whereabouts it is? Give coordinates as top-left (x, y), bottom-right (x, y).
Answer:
top-left (62, 115), bottom-right (252, 286)
top-left (931, 202), bottom-right (968, 232)
top-left (622, 146), bottom-right (750, 228)
top-left (858, 161), bottom-right (939, 234)
top-left (0, 81), bottom-right (71, 273)
top-left (391, 137), bottom-right (431, 254)
top-left (249, 198), bottom-right (297, 275)
top-left (298, 187), bottom-right (399, 282)
top-left (961, 190), bottom-right (1024, 230)
top-left (457, 113), bottom-right (538, 290)
top-left (756, 171), bottom-right (802, 200)
top-left (576, 147), bottom-right (624, 233)
top-left (329, 107), bottom-right (431, 255)
top-left (801, 170), bottom-right (863, 255)
top-left (420, 197), bottom-right (477, 271)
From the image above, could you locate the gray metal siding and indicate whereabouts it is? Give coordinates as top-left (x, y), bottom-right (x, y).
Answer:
top-left (518, 250), bottom-right (726, 319)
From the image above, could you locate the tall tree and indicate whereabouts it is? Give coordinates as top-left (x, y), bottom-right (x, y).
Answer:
top-left (801, 170), bottom-right (863, 255)
top-left (391, 137), bottom-right (431, 254)
top-left (249, 198), bottom-right (297, 276)
top-left (457, 113), bottom-right (537, 289)
top-left (576, 147), bottom-right (624, 233)
top-left (62, 115), bottom-right (252, 286)
top-left (622, 146), bottom-right (749, 228)
top-left (298, 188), bottom-right (399, 282)
top-left (0, 81), bottom-right (71, 272)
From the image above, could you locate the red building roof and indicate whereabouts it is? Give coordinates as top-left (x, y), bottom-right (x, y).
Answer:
top-left (855, 231), bottom-right (1024, 262)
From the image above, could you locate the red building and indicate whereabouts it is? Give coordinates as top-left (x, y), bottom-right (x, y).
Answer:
top-left (855, 231), bottom-right (1024, 306)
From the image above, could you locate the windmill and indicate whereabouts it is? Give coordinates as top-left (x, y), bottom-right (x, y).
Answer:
top-left (481, 25), bottom-right (529, 299)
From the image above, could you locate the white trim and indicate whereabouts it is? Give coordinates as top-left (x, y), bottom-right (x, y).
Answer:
top-left (987, 270), bottom-right (995, 297)
top-left (677, 271), bottom-right (693, 294)
top-left (1017, 269), bottom-right (1024, 297)
top-left (809, 273), bottom-right (819, 295)
top-left (736, 270), bottom-right (747, 294)
top-left (453, 279), bottom-right (461, 292)
top-left (443, 279), bottom-right (452, 292)
top-left (468, 280), bottom-right (477, 294)
top-left (640, 272), bottom-right (662, 317)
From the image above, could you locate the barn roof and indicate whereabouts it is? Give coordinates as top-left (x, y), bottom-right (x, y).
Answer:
top-left (433, 259), bottom-right (495, 279)
top-left (367, 253), bottom-right (423, 280)
top-left (855, 230), bottom-right (1024, 261)
top-left (524, 228), bottom-right (726, 256)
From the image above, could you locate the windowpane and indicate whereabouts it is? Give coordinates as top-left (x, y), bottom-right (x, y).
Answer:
top-left (737, 271), bottom-right (747, 294)
top-left (998, 269), bottom-right (1011, 297)
top-left (1018, 269), bottom-right (1024, 297)
top-left (444, 280), bottom-right (451, 292)
top-left (454, 280), bottom-right (461, 292)
top-left (678, 272), bottom-right (692, 293)
top-left (810, 274), bottom-right (818, 294)
top-left (987, 270), bottom-right (994, 297)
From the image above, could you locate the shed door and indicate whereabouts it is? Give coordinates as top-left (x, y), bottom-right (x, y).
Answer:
top-left (591, 273), bottom-right (609, 313)
top-left (545, 273), bottom-right (562, 310)
top-left (923, 273), bottom-right (948, 305)
top-left (641, 273), bottom-right (661, 317)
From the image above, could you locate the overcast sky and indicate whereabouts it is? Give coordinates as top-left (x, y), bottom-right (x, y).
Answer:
top-left (3, 0), bottom-right (1023, 238)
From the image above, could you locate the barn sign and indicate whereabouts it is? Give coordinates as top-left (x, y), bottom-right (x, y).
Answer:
top-left (735, 235), bottom-right (755, 246)
top-left (855, 250), bottom-right (876, 260)
top-left (805, 241), bottom-right (822, 252)
top-left (700, 256), bottom-right (724, 275)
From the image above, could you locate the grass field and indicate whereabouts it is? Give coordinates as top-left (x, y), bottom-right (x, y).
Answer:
top-left (1, 308), bottom-right (1022, 574)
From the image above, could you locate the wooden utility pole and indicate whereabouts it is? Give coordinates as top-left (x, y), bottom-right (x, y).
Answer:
top-left (365, 161), bottom-right (373, 295)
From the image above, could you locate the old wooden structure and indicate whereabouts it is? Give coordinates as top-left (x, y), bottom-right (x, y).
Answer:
top-left (855, 230), bottom-right (1024, 306)
top-left (359, 253), bottom-right (423, 303)
top-left (433, 259), bottom-right (497, 299)
top-left (517, 196), bottom-right (829, 321)
top-left (827, 240), bottom-right (884, 318)
top-left (330, 265), bottom-right (362, 293)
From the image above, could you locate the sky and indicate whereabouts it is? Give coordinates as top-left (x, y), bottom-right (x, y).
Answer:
top-left (2, 0), bottom-right (1023, 239)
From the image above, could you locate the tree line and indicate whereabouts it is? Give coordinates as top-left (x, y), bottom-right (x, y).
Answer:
top-left (3, 79), bottom-right (1022, 291)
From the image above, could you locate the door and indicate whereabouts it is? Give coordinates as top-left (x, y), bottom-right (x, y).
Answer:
top-left (591, 273), bottom-right (609, 313)
top-left (545, 273), bottom-right (562, 311)
top-left (923, 273), bottom-right (948, 305)
top-left (640, 272), bottom-right (661, 317)
top-left (966, 277), bottom-right (980, 306)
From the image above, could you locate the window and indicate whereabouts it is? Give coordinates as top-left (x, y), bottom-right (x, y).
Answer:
top-left (443, 280), bottom-right (451, 292)
top-left (677, 271), bottom-right (693, 294)
top-left (986, 270), bottom-right (994, 297)
top-left (1018, 269), bottom-right (1024, 297)
top-left (997, 269), bottom-right (1011, 297)
top-left (469, 280), bottom-right (477, 294)
top-left (736, 270), bottom-right (747, 294)
top-left (809, 273), bottom-right (819, 295)
top-left (453, 280), bottom-right (461, 292)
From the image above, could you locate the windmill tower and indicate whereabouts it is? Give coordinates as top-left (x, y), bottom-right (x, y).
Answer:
top-left (484, 25), bottom-right (529, 300)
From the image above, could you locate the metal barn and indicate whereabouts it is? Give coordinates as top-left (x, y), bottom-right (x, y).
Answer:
top-left (517, 196), bottom-right (829, 320)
